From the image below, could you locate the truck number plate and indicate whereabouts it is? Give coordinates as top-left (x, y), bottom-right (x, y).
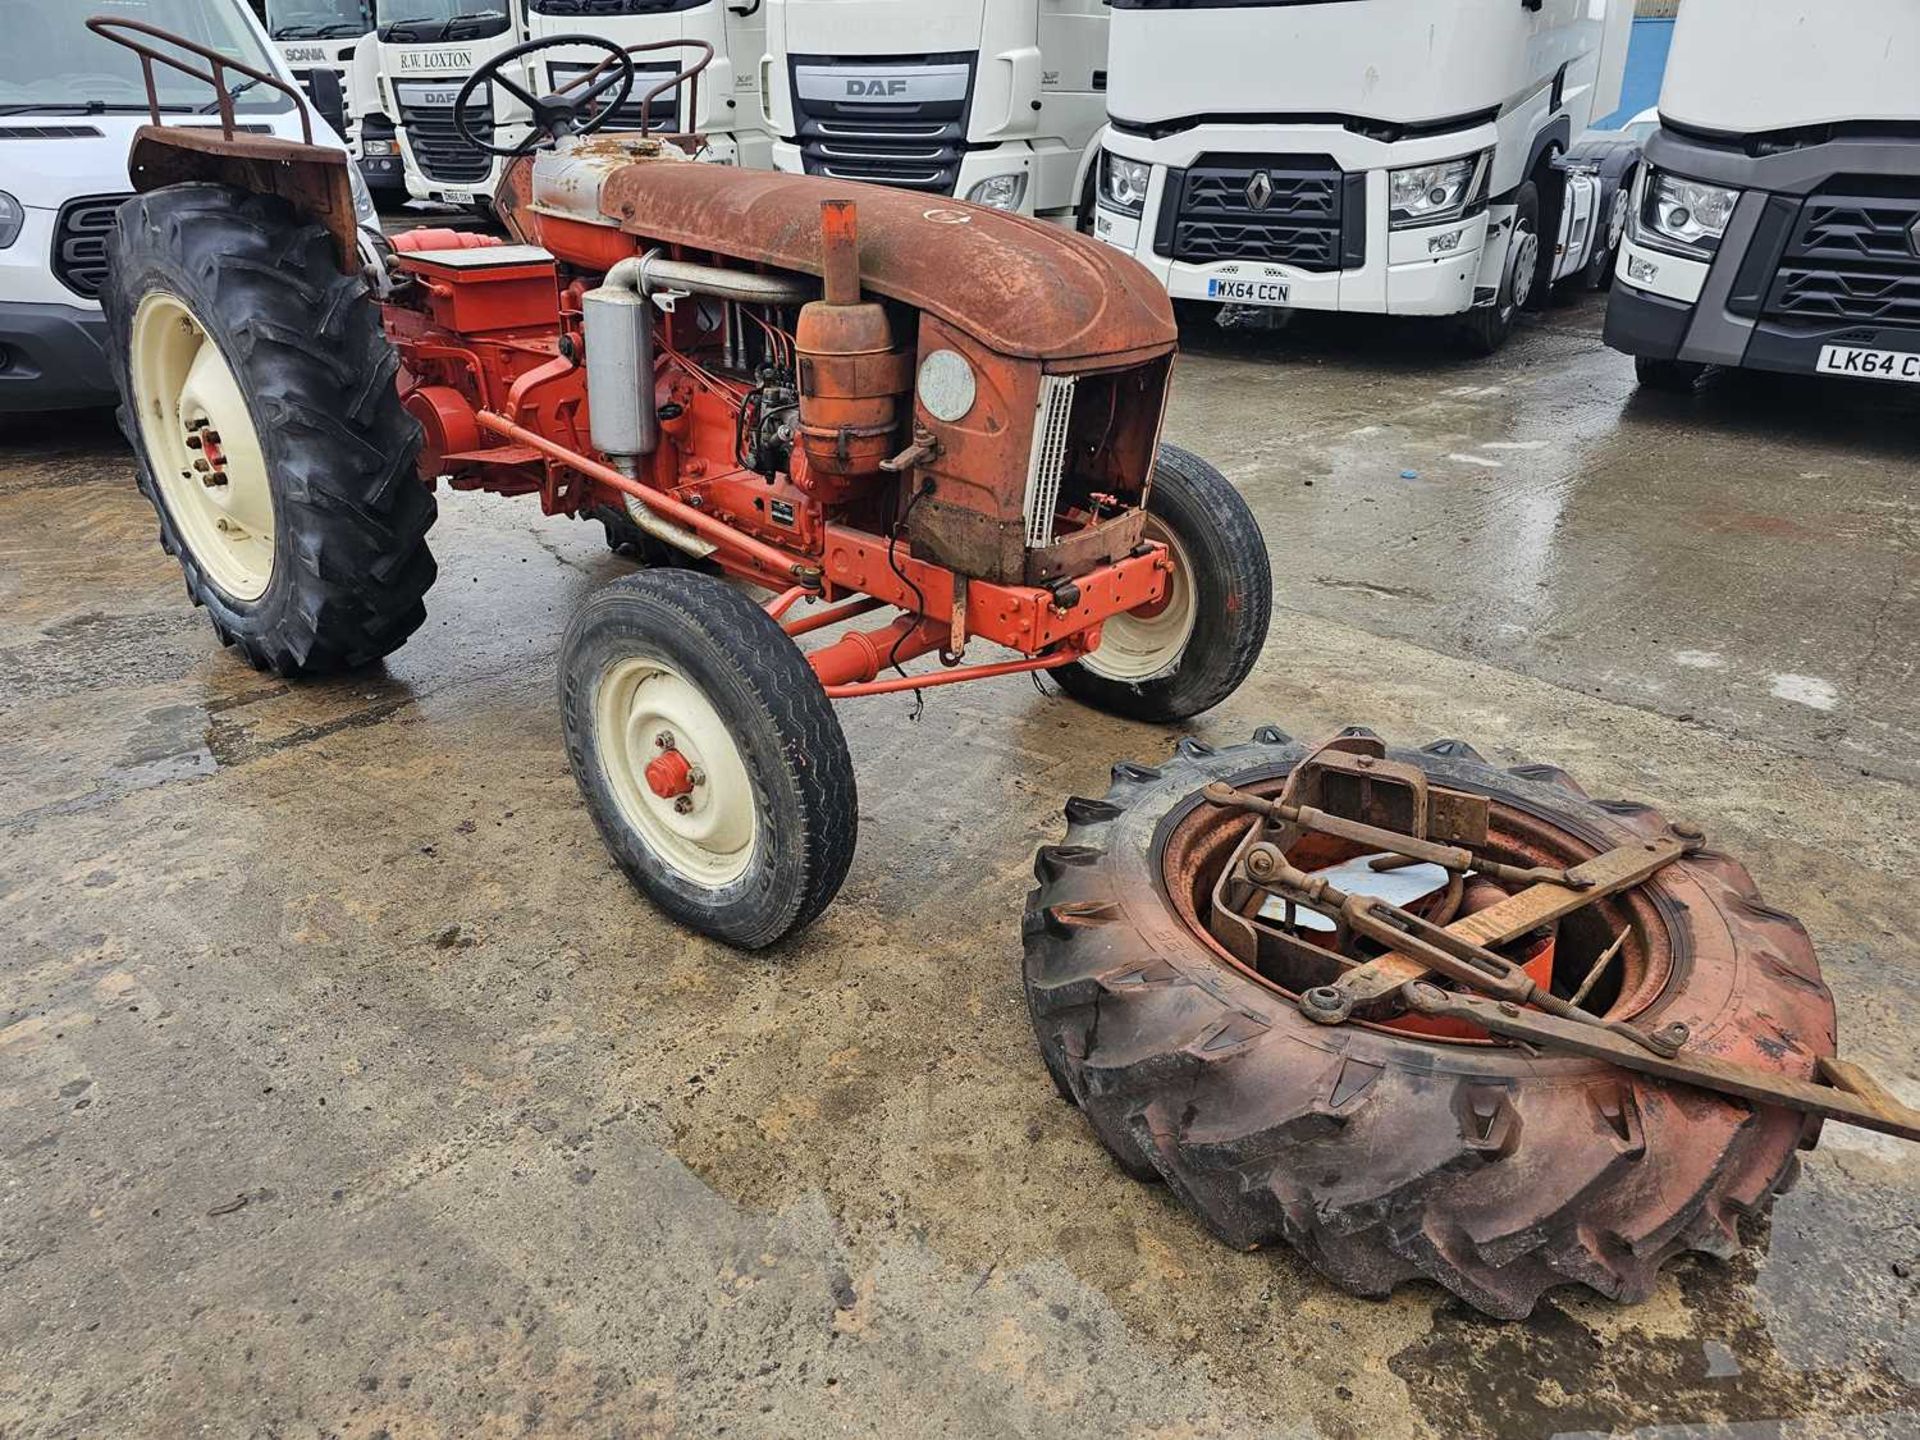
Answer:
top-left (1208, 277), bottom-right (1290, 306)
top-left (1817, 345), bottom-right (1920, 383)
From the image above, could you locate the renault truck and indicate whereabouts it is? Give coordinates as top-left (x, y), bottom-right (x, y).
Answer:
top-left (377, 0), bottom-right (769, 211)
top-left (265, 1), bottom-right (406, 200)
top-left (1605, 0), bottom-right (1920, 392)
top-left (761, 0), bottom-right (1110, 220)
top-left (1088, 0), bottom-right (1634, 351)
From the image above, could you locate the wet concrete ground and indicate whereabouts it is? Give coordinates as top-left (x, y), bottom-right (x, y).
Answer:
top-left (1, 293), bottom-right (1915, 1439)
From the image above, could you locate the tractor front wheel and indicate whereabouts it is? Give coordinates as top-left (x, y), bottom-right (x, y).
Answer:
top-left (1054, 444), bottom-right (1272, 724)
top-left (560, 571), bottom-right (858, 949)
top-left (104, 185), bottom-right (435, 675)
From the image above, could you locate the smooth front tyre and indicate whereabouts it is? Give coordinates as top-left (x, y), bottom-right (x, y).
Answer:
top-left (104, 185), bottom-right (435, 675)
top-left (1053, 444), bottom-right (1271, 724)
top-left (560, 571), bottom-right (858, 950)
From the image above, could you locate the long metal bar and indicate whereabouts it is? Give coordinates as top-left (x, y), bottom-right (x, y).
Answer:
top-left (1203, 783), bottom-right (1586, 890)
top-left (824, 649), bottom-right (1081, 700)
top-left (474, 412), bottom-right (819, 587)
top-left (1403, 984), bottom-right (1920, 1142)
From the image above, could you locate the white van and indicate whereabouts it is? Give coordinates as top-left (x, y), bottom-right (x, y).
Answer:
top-left (1, 0), bottom-right (374, 412)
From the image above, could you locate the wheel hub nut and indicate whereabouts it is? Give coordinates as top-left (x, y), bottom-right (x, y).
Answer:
top-left (644, 747), bottom-right (696, 801)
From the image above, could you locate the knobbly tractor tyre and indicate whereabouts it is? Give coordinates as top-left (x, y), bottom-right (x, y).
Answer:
top-left (560, 571), bottom-right (858, 950)
top-left (104, 185), bottom-right (436, 675)
top-left (1024, 729), bottom-right (1836, 1319)
top-left (1053, 444), bottom-right (1271, 724)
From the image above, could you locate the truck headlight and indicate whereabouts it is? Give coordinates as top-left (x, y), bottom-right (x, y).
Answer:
top-left (966, 174), bottom-right (1029, 212)
top-left (363, 139), bottom-right (398, 158)
top-left (1389, 153), bottom-right (1489, 230)
top-left (1099, 151), bottom-right (1151, 218)
top-left (1639, 168), bottom-right (1740, 256)
top-left (0, 192), bottom-right (23, 250)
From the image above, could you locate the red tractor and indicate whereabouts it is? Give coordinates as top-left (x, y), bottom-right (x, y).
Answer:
top-left (93, 23), bottom-right (1271, 947)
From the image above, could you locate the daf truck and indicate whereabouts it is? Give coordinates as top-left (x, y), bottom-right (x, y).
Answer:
top-left (1089, 0), bottom-right (1634, 351)
top-left (265, 1), bottom-right (406, 199)
top-left (1605, 0), bottom-right (1920, 392)
top-left (377, 0), bottom-right (769, 210)
top-left (761, 0), bottom-right (1111, 220)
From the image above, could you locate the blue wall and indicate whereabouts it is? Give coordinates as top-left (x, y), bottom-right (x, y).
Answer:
top-left (1597, 18), bottom-right (1674, 128)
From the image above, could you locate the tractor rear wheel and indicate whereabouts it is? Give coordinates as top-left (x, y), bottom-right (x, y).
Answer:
top-left (1024, 730), bottom-right (1835, 1318)
top-left (1053, 444), bottom-right (1271, 724)
top-left (560, 571), bottom-right (858, 949)
top-left (104, 185), bottom-right (436, 675)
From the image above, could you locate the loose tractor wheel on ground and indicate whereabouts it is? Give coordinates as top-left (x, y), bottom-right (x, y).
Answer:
top-left (94, 24), bottom-right (1272, 948)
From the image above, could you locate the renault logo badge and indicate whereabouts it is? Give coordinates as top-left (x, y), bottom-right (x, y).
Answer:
top-left (1246, 172), bottom-right (1274, 212)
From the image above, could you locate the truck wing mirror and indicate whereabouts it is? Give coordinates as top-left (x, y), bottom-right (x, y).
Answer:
top-left (307, 67), bottom-right (348, 140)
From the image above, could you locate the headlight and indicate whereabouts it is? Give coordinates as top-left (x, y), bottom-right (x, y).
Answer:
top-left (1639, 168), bottom-right (1740, 255)
top-left (348, 165), bottom-right (378, 227)
top-left (1099, 151), bottom-right (1151, 218)
top-left (363, 139), bottom-right (398, 158)
top-left (966, 173), bottom-right (1028, 212)
top-left (1389, 153), bottom-right (1488, 230)
top-left (0, 192), bottom-right (23, 250)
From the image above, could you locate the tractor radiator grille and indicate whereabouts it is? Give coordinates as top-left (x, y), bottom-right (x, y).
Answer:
top-left (51, 194), bottom-right (127, 300)
top-left (398, 99), bottom-right (495, 185)
top-left (1022, 374), bottom-right (1078, 548)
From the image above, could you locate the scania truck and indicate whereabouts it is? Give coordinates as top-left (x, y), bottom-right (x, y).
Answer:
top-left (1605, 0), bottom-right (1920, 392)
top-left (265, 1), bottom-right (406, 200)
top-left (377, 0), bottom-right (769, 211)
top-left (761, 0), bottom-right (1111, 220)
top-left (1089, 0), bottom-right (1633, 351)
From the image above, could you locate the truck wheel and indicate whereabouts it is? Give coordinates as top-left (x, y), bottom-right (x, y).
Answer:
top-left (1591, 170), bottom-right (1634, 290)
top-left (105, 185), bottom-right (435, 675)
top-left (1025, 730), bottom-right (1835, 1319)
top-left (560, 571), bottom-right (858, 950)
top-left (1054, 444), bottom-right (1272, 724)
top-left (1457, 181), bottom-right (1541, 356)
top-left (1635, 355), bottom-right (1708, 393)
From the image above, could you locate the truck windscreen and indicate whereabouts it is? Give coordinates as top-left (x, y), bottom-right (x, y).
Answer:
top-left (380, 1), bottom-right (515, 43)
top-left (269, 1), bottom-right (378, 41)
top-left (1, 0), bottom-right (295, 115)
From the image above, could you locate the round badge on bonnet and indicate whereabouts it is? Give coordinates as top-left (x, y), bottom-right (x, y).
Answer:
top-left (917, 349), bottom-right (977, 422)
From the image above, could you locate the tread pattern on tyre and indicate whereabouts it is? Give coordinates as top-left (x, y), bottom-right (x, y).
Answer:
top-left (1024, 731), bottom-right (1834, 1318)
top-left (560, 571), bottom-right (858, 949)
top-left (105, 186), bottom-right (436, 676)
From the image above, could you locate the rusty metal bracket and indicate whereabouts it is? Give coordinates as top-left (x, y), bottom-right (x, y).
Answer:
top-left (1238, 843), bottom-right (1686, 1058)
top-left (1402, 984), bottom-right (1920, 1142)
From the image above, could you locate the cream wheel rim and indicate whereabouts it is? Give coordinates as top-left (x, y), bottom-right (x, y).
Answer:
top-left (130, 292), bottom-right (276, 602)
top-left (1084, 518), bottom-right (1198, 683)
top-left (596, 657), bottom-right (758, 887)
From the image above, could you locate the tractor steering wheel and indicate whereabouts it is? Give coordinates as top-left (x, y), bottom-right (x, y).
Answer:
top-left (454, 35), bottom-right (636, 158)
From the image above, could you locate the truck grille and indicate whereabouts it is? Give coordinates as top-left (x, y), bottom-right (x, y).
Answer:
top-left (1765, 184), bottom-right (1920, 326)
top-left (788, 53), bottom-right (971, 195)
top-left (398, 99), bottom-right (495, 185)
top-left (52, 194), bottom-right (127, 300)
top-left (550, 62), bottom-right (679, 134)
top-left (1160, 156), bottom-right (1356, 272)
top-left (1768, 265), bottom-right (1920, 326)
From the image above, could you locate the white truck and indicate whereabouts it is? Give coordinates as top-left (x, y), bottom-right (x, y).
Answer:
top-left (761, 0), bottom-right (1110, 220)
top-left (1089, 0), bottom-right (1633, 351)
top-left (263, 0), bottom-right (407, 199)
top-left (2, 0), bottom-right (376, 412)
top-left (377, 0), bottom-right (770, 210)
top-left (1605, 0), bottom-right (1920, 391)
